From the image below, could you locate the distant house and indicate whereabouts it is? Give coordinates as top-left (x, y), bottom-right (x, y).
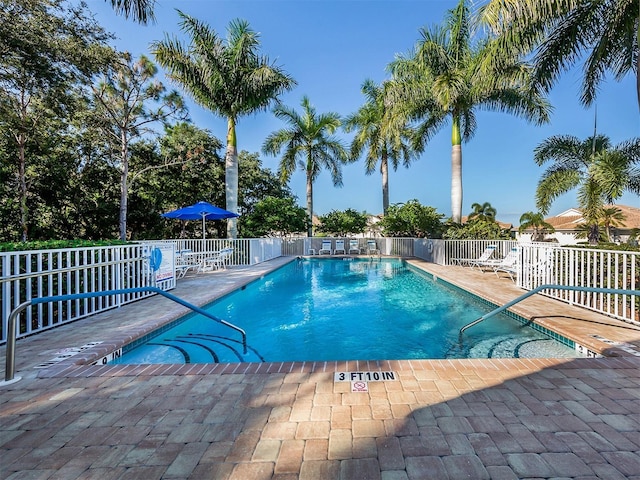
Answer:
top-left (516, 205), bottom-right (640, 245)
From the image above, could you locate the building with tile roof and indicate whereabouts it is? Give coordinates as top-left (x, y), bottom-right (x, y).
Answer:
top-left (516, 204), bottom-right (640, 245)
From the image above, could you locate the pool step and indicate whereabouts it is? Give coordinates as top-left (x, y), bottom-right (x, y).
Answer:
top-left (120, 334), bottom-right (265, 364)
top-left (467, 335), bottom-right (577, 359)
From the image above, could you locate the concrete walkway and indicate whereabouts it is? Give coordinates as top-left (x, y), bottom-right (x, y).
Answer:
top-left (1, 257), bottom-right (639, 479)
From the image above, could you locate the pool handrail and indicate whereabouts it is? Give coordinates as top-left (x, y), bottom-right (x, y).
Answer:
top-left (2, 287), bottom-right (247, 385)
top-left (459, 284), bottom-right (640, 336)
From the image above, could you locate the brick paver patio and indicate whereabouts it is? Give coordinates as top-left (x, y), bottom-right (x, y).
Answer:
top-left (1, 257), bottom-right (639, 479)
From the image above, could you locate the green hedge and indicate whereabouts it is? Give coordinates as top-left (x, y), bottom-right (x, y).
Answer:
top-left (0, 239), bottom-right (131, 253)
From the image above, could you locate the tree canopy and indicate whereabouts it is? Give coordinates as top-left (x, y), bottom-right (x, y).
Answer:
top-left (317, 209), bottom-right (369, 237)
top-left (379, 200), bottom-right (445, 238)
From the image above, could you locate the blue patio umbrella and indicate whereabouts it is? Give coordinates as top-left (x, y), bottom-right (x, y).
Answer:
top-left (162, 201), bottom-right (239, 239)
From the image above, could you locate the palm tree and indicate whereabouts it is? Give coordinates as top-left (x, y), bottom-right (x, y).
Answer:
top-left (388, 0), bottom-right (550, 224)
top-left (599, 206), bottom-right (626, 242)
top-left (262, 96), bottom-right (350, 237)
top-left (152, 14), bottom-right (296, 238)
top-left (480, 0), bottom-right (640, 108)
top-left (534, 134), bottom-right (640, 244)
top-left (468, 201), bottom-right (497, 222)
top-left (343, 79), bottom-right (416, 214)
top-left (107, 0), bottom-right (155, 24)
top-left (518, 211), bottom-right (555, 241)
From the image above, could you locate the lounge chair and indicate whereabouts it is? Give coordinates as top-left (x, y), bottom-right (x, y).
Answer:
top-left (175, 258), bottom-right (199, 278)
top-left (348, 239), bottom-right (360, 254)
top-left (175, 250), bottom-right (199, 278)
top-left (452, 245), bottom-right (496, 268)
top-left (367, 240), bottom-right (380, 255)
top-left (487, 247), bottom-right (519, 281)
top-left (318, 240), bottom-right (333, 255)
top-left (334, 239), bottom-right (346, 255)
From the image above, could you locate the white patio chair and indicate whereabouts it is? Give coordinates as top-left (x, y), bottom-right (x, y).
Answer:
top-left (488, 247), bottom-right (520, 281)
top-left (452, 245), bottom-right (496, 268)
top-left (200, 247), bottom-right (233, 272)
top-left (175, 250), bottom-right (199, 278)
top-left (334, 239), bottom-right (346, 255)
top-left (348, 239), bottom-right (360, 254)
top-left (318, 240), bottom-right (333, 255)
top-left (367, 240), bottom-right (380, 255)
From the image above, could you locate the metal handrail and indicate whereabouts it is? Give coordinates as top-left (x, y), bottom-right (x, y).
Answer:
top-left (2, 287), bottom-right (247, 384)
top-left (459, 285), bottom-right (640, 336)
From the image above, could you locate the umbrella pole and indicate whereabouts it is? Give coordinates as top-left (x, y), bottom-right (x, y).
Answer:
top-left (202, 214), bottom-right (206, 240)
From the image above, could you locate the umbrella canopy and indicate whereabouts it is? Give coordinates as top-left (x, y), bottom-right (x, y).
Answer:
top-left (162, 201), bottom-right (239, 239)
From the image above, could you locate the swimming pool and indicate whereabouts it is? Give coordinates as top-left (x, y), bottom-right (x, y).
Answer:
top-left (111, 258), bottom-right (583, 364)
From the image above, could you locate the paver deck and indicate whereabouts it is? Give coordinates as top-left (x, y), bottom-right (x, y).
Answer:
top-left (1, 256), bottom-right (639, 479)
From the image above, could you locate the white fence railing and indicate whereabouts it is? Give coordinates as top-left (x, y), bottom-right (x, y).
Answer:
top-left (1, 238), bottom-right (283, 344)
top-left (147, 238), bottom-right (282, 266)
top-left (2, 237), bottom-right (637, 343)
top-left (281, 237), bottom-right (415, 256)
top-left (0, 244), bottom-right (157, 344)
top-left (421, 239), bottom-right (639, 325)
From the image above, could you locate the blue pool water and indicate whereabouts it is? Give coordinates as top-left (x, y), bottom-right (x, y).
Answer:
top-left (111, 258), bottom-right (582, 364)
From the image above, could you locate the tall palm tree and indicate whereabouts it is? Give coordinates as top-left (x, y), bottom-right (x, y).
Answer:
top-left (343, 79), bottom-right (416, 214)
top-left (388, 0), bottom-right (550, 224)
top-left (518, 211), bottom-right (555, 241)
top-left (262, 96), bottom-right (350, 237)
top-left (152, 14), bottom-right (296, 238)
top-left (468, 201), bottom-right (497, 222)
top-left (480, 0), bottom-right (640, 108)
top-left (534, 134), bottom-right (640, 244)
top-left (107, 0), bottom-right (155, 24)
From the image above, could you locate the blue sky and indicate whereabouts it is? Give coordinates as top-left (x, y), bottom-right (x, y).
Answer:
top-left (90, 0), bottom-right (639, 226)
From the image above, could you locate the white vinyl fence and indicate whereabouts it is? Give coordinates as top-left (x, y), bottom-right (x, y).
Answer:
top-left (148, 237), bottom-right (282, 266)
top-left (420, 240), bottom-right (639, 325)
top-left (281, 237), bottom-right (415, 256)
top-left (0, 244), bottom-right (157, 343)
top-left (2, 236), bottom-right (637, 343)
top-left (1, 238), bottom-right (283, 344)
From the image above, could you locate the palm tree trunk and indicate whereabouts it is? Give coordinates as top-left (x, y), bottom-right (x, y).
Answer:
top-left (381, 152), bottom-right (389, 214)
top-left (119, 130), bottom-right (129, 241)
top-left (588, 224), bottom-right (599, 245)
top-left (225, 117), bottom-right (238, 239)
top-left (306, 162), bottom-right (313, 238)
top-left (451, 116), bottom-right (463, 223)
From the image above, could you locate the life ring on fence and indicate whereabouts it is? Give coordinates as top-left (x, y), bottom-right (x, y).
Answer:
top-left (427, 240), bottom-right (433, 254)
top-left (149, 248), bottom-right (162, 272)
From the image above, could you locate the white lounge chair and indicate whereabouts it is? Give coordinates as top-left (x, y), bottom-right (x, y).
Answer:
top-left (318, 240), bottom-right (333, 255)
top-left (348, 239), bottom-right (360, 254)
top-left (488, 247), bottom-right (519, 281)
top-left (452, 245), bottom-right (496, 268)
top-left (175, 258), bottom-right (199, 278)
top-left (175, 250), bottom-right (199, 278)
top-left (367, 240), bottom-right (380, 255)
top-left (334, 239), bottom-right (346, 255)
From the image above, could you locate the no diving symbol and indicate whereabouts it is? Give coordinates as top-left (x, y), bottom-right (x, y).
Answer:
top-left (351, 381), bottom-right (368, 393)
